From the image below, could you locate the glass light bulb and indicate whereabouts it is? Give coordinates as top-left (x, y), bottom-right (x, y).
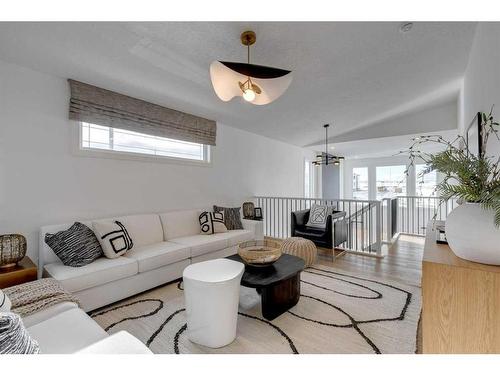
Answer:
top-left (242, 88), bottom-right (256, 102)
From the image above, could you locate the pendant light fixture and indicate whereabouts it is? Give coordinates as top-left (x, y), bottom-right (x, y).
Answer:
top-left (312, 124), bottom-right (344, 166)
top-left (210, 30), bottom-right (293, 105)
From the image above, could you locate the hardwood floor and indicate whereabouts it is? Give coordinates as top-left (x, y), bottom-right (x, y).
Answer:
top-left (314, 234), bottom-right (424, 287)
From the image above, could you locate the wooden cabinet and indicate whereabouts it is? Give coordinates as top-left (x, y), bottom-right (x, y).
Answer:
top-left (0, 257), bottom-right (37, 288)
top-left (422, 222), bottom-right (500, 353)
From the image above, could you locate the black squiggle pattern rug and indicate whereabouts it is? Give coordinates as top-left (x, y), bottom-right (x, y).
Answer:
top-left (91, 264), bottom-right (421, 354)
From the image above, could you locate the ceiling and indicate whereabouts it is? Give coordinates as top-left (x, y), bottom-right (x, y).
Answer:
top-left (0, 22), bottom-right (477, 148)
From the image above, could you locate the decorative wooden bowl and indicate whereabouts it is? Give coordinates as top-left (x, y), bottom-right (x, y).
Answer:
top-left (238, 240), bottom-right (282, 267)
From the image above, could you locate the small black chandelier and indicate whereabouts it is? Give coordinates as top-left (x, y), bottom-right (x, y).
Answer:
top-left (312, 124), bottom-right (344, 166)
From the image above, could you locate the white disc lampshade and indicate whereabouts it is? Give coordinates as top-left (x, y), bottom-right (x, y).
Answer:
top-left (210, 61), bottom-right (293, 106)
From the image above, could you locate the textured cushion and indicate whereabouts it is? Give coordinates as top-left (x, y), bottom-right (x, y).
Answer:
top-left (213, 230), bottom-right (254, 246)
top-left (160, 210), bottom-right (201, 240)
top-left (0, 312), bottom-right (39, 354)
top-left (170, 235), bottom-right (229, 258)
top-left (306, 204), bottom-right (329, 229)
top-left (0, 289), bottom-right (11, 312)
top-left (92, 220), bottom-right (133, 258)
top-left (213, 205), bottom-right (243, 230)
top-left (44, 256), bottom-right (138, 293)
top-left (124, 241), bottom-right (191, 273)
top-left (112, 214), bottom-right (164, 247)
top-left (27, 308), bottom-right (107, 354)
top-left (199, 211), bottom-right (227, 234)
top-left (44, 222), bottom-right (103, 267)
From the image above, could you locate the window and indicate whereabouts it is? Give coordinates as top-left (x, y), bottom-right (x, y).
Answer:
top-left (80, 122), bottom-right (209, 162)
top-left (376, 165), bottom-right (407, 199)
top-left (304, 160), bottom-right (316, 198)
top-left (352, 167), bottom-right (369, 200)
top-left (415, 164), bottom-right (437, 196)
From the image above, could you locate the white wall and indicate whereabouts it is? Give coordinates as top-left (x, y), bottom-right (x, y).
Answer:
top-left (461, 23), bottom-right (500, 157)
top-left (0, 60), bottom-right (313, 262)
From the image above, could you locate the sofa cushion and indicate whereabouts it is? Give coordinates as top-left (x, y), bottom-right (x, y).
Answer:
top-left (44, 256), bottom-right (138, 293)
top-left (114, 214), bottom-right (164, 247)
top-left (0, 312), bottom-right (40, 354)
top-left (44, 222), bottom-right (103, 267)
top-left (27, 308), bottom-right (107, 354)
top-left (92, 220), bottom-right (134, 258)
top-left (124, 241), bottom-right (191, 273)
top-left (213, 205), bottom-right (244, 230)
top-left (76, 331), bottom-right (152, 354)
top-left (23, 302), bottom-right (79, 328)
top-left (213, 230), bottom-right (254, 246)
top-left (199, 211), bottom-right (227, 234)
top-left (170, 235), bottom-right (229, 258)
top-left (160, 210), bottom-right (201, 240)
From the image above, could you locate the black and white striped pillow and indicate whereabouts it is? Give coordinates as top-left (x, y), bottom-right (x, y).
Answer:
top-left (0, 312), bottom-right (40, 354)
top-left (45, 222), bottom-right (103, 267)
top-left (0, 289), bottom-right (11, 312)
top-left (213, 205), bottom-right (243, 230)
top-left (199, 211), bottom-right (227, 234)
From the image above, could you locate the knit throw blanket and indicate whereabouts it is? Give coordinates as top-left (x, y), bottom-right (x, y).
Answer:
top-left (4, 278), bottom-right (80, 317)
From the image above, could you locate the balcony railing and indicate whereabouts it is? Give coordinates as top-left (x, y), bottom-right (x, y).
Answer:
top-left (253, 195), bottom-right (457, 257)
top-left (395, 196), bottom-right (456, 236)
top-left (254, 197), bottom-right (382, 256)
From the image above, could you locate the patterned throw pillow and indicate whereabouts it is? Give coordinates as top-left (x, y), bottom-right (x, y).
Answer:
top-left (92, 220), bottom-right (133, 259)
top-left (0, 312), bottom-right (40, 354)
top-left (0, 289), bottom-right (11, 312)
top-left (306, 204), bottom-right (330, 229)
top-left (213, 205), bottom-right (244, 230)
top-left (199, 211), bottom-right (227, 235)
top-left (45, 222), bottom-right (103, 267)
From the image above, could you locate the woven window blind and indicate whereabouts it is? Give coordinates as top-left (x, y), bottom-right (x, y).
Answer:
top-left (68, 79), bottom-right (217, 146)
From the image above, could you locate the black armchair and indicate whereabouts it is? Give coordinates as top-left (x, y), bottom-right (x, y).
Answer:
top-left (291, 209), bottom-right (347, 249)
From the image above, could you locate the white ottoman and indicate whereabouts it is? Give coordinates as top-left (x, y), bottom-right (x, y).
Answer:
top-left (183, 258), bottom-right (244, 348)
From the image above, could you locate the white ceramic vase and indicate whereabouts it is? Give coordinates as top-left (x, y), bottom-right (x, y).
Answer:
top-left (445, 202), bottom-right (500, 265)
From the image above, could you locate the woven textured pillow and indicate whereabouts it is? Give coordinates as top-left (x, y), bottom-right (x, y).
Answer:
top-left (213, 205), bottom-right (243, 230)
top-left (199, 211), bottom-right (227, 234)
top-left (92, 220), bottom-right (133, 259)
top-left (45, 222), bottom-right (103, 267)
top-left (0, 289), bottom-right (11, 312)
top-left (0, 312), bottom-right (40, 354)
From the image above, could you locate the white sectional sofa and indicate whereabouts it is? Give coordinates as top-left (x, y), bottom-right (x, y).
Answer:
top-left (39, 209), bottom-right (263, 312)
top-left (23, 301), bottom-right (151, 354)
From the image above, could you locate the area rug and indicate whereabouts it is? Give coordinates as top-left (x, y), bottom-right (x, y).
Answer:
top-left (91, 265), bottom-right (421, 354)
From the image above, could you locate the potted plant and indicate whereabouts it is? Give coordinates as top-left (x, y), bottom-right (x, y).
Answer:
top-left (406, 108), bottom-right (500, 265)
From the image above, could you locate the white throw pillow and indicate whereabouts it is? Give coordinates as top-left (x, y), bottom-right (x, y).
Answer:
top-left (306, 204), bottom-right (330, 229)
top-left (199, 211), bottom-right (227, 235)
top-left (92, 220), bottom-right (133, 258)
top-left (0, 289), bottom-right (11, 312)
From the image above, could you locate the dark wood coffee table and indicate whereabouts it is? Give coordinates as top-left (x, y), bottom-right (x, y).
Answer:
top-left (227, 253), bottom-right (305, 320)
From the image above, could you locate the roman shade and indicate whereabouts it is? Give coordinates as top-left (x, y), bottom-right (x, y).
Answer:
top-left (68, 79), bottom-right (217, 146)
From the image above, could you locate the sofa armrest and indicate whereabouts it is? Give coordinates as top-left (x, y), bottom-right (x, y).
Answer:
top-left (241, 219), bottom-right (264, 241)
top-left (76, 331), bottom-right (152, 354)
top-left (331, 211), bottom-right (346, 220)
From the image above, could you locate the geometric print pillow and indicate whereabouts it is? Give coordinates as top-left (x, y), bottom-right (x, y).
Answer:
top-left (92, 220), bottom-right (133, 259)
top-left (199, 211), bottom-right (227, 235)
top-left (306, 204), bottom-right (330, 229)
